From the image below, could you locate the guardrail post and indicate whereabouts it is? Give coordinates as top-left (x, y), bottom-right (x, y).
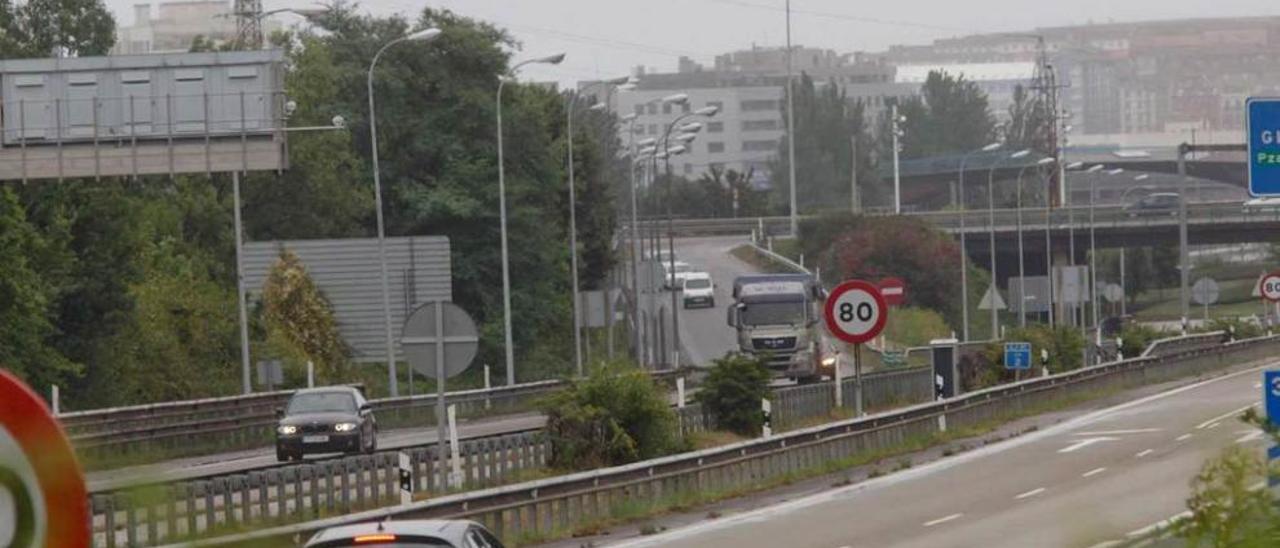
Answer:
top-left (340, 459), bottom-right (352, 511)
top-left (51, 384), bottom-right (60, 415)
top-left (97, 494), bottom-right (116, 548)
top-left (202, 480), bottom-right (216, 535)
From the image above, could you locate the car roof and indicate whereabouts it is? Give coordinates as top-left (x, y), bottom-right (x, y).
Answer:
top-left (1149, 192), bottom-right (1179, 198)
top-left (305, 519), bottom-right (477, 546)
top-left (684, 272), bottom-right (712, 280)
top-left (292, 386), bottom-right (359, 397)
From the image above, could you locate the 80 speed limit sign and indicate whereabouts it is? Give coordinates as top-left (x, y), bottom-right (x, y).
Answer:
top-left (824, 279), bottom-right (888, 345)
top-left (1262, 271), bottom-right (1280, 302)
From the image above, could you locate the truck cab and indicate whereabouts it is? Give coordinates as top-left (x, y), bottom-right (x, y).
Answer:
top-left (727, 275), bottom-right (831, 381)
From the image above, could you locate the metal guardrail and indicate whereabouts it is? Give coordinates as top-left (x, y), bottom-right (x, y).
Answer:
top-left (1142, 331), bottom-right (1227, 358)
top-left (176, 333), bottom-right (1276, 547)
top-left (74, 372), bottom-right (684, 462)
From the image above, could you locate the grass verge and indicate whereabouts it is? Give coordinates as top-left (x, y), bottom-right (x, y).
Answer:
top-left (729, 244), bottom-right (803, 274)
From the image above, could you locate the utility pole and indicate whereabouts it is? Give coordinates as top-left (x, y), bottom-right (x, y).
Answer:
top-left (233, 0), bottom-right (264, 48)
top-left (892, 104), bottom-right (904, 214)
top-left (850, 134), bottom-right (860, 213)
top-left (785, 0), bottom-right (798, 237)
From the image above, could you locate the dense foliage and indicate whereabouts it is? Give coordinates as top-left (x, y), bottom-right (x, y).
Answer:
top-left (771, 73), bottom-right (878, 212)
top-left (696, 353), bottom-right (771, 436)
top-left (0, 5), bottom-right (623, 408)
top-left (540, 364), bottom-right (682, 469)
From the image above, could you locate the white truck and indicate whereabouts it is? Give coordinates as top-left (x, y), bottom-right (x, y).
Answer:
top-left (726, 274), bottom-right (833, 381)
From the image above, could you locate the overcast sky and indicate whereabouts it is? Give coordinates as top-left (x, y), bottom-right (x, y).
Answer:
top-left (106, 0), bottom-right (1277, 86)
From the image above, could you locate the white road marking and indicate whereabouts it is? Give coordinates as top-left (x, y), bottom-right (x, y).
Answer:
top-left (1206, 422), bottom-right (1220, 429)
top-left (1197, 403), bottom-right (1257, 429)
top-left (606, 362), bottom-right (1276, 548)
top-left (1085, 541), bottom-right (1125, 548)
top-left (923, 513), bottom-right (963, 527)
top-left (1082, 467), bottom-right (1107, 478)
top-left (1135, 449), bottom-right (1153, 458)
top-left (1236, 430), bottom-right (1265, 443)
top-left (1058, 437), bottom-right (1118, 453)
top-left (1015, 487), bottom-right (1046, 500)
top-left (1256, 382), bottom-right (1263, 388)
top-left (1176, 433), bottom-right (1193, 442)
top-left (1072, 428), bottom-right (1162, 436)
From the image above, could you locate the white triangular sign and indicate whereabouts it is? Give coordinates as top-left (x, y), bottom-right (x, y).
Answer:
top-left (979, 285), bottom-right (1007, 310)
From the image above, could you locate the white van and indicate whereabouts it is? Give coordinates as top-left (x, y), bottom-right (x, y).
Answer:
top-left (681, 272), bottom-right (715, 308)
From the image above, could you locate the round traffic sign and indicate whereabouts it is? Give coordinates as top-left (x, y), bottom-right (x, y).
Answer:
top-left (1192, 277), bottom-right (1221, 305)
top-left (401, 301), bottom-right (480, 380)
top-left (0, 370), bottom-right (90, 547)
top-left (823, 280), bottom-right (888, 345)
top-left (1262, 272), bottom-right (1280, 302)
top-left (878, 277), bottom-right (906, 306)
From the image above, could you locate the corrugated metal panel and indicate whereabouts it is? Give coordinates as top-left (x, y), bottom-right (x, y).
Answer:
top-left (0, 50), bottom-right (283, 145)
top-left (243, 236), bottom-right (453, 363)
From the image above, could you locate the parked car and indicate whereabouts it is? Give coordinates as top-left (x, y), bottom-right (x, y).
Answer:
top-left (304, 520), bottom-right (504, 547)
top-left (1124, 192), bottom-right (1180, 217)
top-left (275, 386), bottom-right (377, 462)
top-left (681, 272), bottom-right (715, 308)
top-left (662, 260), bottom-right (695, 289)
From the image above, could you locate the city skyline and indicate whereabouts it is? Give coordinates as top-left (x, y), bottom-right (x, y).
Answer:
top-left (103, 0), bottom-right (1279, 87)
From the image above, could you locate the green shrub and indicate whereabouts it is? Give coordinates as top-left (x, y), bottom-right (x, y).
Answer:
top-left (696, 353), bottom-right (771, 436)
top-left (540, 363), bottom-right (682, 469)
top-left (1176, 445), bottom-right (1278, 547)
top-left (1201, 317), bottom-right (1263, 341)
top-left (1118, 323), bottom-right (1167, 358)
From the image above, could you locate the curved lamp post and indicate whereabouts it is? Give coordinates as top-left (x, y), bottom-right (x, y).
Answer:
top-left (367, 27), bottom-right (443, 396)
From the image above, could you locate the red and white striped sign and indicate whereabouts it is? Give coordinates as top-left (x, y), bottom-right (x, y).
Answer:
top-left (878, 277), bottom-right (906, 306)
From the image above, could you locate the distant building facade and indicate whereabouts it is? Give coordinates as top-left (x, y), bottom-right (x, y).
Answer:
top-left (113, 1), bottom-right (281, 54)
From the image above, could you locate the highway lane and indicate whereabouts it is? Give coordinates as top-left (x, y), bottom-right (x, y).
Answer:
top-left (611, 359), bottom-right (1274, 548)
top-left (87, 412), bottom-right (545, 492)
top-left (636, 235), bottom-right (757, 368)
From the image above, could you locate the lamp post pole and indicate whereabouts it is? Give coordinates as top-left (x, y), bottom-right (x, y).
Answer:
top-left (367, 28), bottom-right (442, 396)
top-left (496, 54), bottom-right (565, 385)
top-left (988, 150), bottom-right (1029, 338)
top-left (956, 143), bottom-right (1001, 341)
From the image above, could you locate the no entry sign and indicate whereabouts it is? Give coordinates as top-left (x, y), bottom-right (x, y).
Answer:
top-left (0, 370), bottom-right (90, 547)
top-left (824, 280), bottom-right (888, 345)
top-left (878, 277), bottom-right (906, 306)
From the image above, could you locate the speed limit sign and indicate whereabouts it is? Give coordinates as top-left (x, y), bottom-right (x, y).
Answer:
top-left (824, 280), bottom-right (888, 345)
top-left (0, 370), bottom-right (90, 547)
top-left (1262, 271), bottom-right (1280, 302)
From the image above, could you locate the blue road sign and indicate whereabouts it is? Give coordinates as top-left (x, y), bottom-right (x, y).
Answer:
top-left (1004, 342), bottom-right (1032, 370)
top-left (1247, 98), bottom-right (1280, 197)
top-left (1267, 371), bottom-right (1280, 426)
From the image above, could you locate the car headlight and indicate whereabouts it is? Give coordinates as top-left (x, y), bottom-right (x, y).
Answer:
top-left (334, 422), bottom-right (358, 432)
top-left (277, 425), bottom-right (298, 435)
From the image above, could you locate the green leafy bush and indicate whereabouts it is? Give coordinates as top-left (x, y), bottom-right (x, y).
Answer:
top-left (696, 353), bottom-right (771, 436)
top-left (1201, 317), bottom-right (1263, 341)
top-left (1118, 323), bottom-right (1167, 358)
top-left (540, 364), bottom-right (682, 469)
top-left (1176, 445), bottom-right (1279, 547)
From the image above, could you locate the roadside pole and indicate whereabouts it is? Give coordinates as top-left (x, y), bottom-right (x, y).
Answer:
top-left (853, 344), bottom-right (864, 417)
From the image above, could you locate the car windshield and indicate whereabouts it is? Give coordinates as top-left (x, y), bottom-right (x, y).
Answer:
top-left (740, 302), bottom-right (806, 326)
top-left (685, 279), bottom-right (711, 289)
top-left (287, 393), bottom-right (356, 415)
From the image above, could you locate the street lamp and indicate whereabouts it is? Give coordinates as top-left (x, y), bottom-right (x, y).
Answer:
top-left (1015, 156), bottom-right (1055, 327)
top-left (497, 52), bottom-right (566, 386)
top-left (1118, 179), bottom-right (1155, 319)
top-left (957, 141), bottom-right (1002, 341)
top-left (621, 112), bottom-right (644, 366)
top-left (367, 26), bottom-right (443, 397)
top-left (1089, 167), bottom-right (1123, 354)
top-left (892, 106), bottom-right (907, 214)
top-left (656, 100), bottom-right (717, 368)
top-left (987, 149), bottom-right (1030, 338)
top-left (566, 74), bottom-right (630, 376)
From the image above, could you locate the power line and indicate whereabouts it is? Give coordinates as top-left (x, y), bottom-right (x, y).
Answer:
top-left (701, 0), bottom-right (976, 34)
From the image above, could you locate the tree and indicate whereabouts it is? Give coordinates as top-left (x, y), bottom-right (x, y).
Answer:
top-left (1177, 444), bottom-right (1279, 547)
top-left (260, 250), bottom-right (350, 382)
top-left (696, 353), bottom-right (771, 436)
top-left (771, 74), bottom-right (875, 213)
top-left (889, 71), bottom-right (997, 160)
top-left (0, 186), bottom-right (79, 394)
top-left (7, 0), bottom-right (115, 57)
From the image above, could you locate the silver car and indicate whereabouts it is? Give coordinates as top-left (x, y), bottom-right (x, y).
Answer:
top-left (305, 519), bottom-right (504, 548)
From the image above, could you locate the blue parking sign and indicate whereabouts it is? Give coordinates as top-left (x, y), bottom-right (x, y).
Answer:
top-left (1247, 98), bottom-right (1280, 197)
top-left (1004, 342), bottom-right (1032, 370)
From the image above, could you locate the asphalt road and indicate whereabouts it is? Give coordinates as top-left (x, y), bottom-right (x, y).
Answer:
top-left (610, 360), bottom-right (1274, 548)
top-left (87, 412), bottom-right (545, 492)
top-left (636, 235), bottom-right (757, 368)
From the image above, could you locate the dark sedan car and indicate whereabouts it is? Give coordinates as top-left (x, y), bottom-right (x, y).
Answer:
top-left (276, 386), bottom-right (377, 462)
top-left (1124, 192), bottom-right (1180, 217)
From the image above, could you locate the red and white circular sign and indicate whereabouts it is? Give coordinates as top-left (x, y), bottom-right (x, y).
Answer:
top-left (1262, 272), bottom-right (1280, 302)
top-left (0, 370), bottom-right (90, 548)
top-left (878, 277), bottom-right (906, 306)
top-left (824, 280), bottom-right (889, 345)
